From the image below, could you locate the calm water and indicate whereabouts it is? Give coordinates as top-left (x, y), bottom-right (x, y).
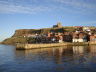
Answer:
top-left (0, 44), bottom-right (96, 72)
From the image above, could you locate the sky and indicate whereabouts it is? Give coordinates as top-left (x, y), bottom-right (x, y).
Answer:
top-left (0, 0), bottom-right (96, 41)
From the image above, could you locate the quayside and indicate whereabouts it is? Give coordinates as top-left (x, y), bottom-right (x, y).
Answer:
top-left (16, 42), bottom-right (96, 50)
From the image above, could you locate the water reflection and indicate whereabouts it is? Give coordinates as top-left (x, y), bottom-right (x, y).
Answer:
top-left (15, 46), bottom-right (89, 64)
top-left (89, 45), bottom-right (96, 55)
top-left (73, 46), bottom-right (85, 54)
top-left (15, 45), bottom-right (96, 64)
top-left (1, 45), bottom-right (96, 72)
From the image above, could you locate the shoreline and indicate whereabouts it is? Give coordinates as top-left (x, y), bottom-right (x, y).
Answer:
top-left (16, 42), bottom-right (96, 50)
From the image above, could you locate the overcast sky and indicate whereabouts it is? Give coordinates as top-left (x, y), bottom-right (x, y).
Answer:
top-left (0, 0), bottom-right (96, 41)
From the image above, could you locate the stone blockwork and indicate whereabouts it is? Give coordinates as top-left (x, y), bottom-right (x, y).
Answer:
top-left (16, 42), bottom-right (89, 50)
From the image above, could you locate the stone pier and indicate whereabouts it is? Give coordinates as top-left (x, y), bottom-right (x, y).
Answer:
top-left (16, 42), bottom-right (91, 50)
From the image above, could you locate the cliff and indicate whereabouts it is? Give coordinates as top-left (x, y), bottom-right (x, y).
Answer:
top-left (1, 27), bottom-right (76, 45)
top-left (13, 27), bottom-right (76, 37)
top-left (13, 29), bottom-right (41, 37)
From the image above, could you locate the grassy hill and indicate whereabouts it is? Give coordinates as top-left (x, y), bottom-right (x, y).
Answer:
top-left (1, 26), bottom-right (79, 45)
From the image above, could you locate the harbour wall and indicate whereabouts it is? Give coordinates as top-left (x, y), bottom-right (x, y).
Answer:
top-left (16, 42), bottom-right (94, 50)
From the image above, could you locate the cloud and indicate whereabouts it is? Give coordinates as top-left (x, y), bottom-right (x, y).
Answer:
top-left (0, 0), bottom-right (96, 14)
top-left (51, 0), bottom-right (96, 14)
top-left (0, 1), bottom-right (51, 14)
top-left (54, 0), bottom-right (96, 8)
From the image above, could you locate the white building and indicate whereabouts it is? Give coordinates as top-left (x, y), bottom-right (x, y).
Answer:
top-left (73, 39), bottom-right (84, 42)
top-left (83, 27), bottom-right (90, 31)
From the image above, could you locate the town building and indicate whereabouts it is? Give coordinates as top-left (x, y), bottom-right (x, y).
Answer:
top-left (25, 24), bottom-right (96, 43)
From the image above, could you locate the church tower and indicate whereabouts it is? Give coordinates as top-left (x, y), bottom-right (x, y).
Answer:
top-left (53, 22), bottom-right (63, 28)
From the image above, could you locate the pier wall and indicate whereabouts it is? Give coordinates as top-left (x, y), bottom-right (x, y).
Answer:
top-left (16, 42), bottom-right (90, 50)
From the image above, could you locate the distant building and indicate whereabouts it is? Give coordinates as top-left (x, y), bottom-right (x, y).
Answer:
top-left (72, 32), bottom-right (88, 42)
top-left (83, 26), bottom-right (90, 31)
top-left (90, 34), bottom-right (96, 42)
top-left (53, 22), bottom-right (63, 28)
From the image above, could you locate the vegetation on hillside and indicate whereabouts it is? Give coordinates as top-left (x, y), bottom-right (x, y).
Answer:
top-left (2, 26), bottom-right (96, 45)
top-left (2, 37), bottom-right (28, 45)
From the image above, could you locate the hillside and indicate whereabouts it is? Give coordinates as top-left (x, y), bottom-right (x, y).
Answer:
top-left (1, 26), bottom-right (77, 45)
top-left (13, 27), bottom-right (76, 37)
top-left (2, 25), bottom-right (96, 45)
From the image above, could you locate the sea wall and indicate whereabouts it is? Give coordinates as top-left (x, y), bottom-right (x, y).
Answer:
top-left (16, 42), bottom-right (89, 50)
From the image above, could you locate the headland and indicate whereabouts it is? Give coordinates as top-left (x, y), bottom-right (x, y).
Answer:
top-left (1, 22), bottom-right (96, 50)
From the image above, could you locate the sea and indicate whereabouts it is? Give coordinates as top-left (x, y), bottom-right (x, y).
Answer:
top-left (0, 44), bottom-right (96, 72)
